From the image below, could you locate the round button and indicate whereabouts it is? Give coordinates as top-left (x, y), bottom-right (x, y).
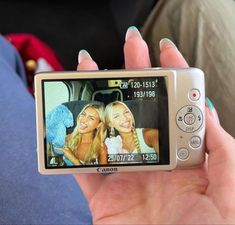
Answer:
top-left (176, 105), bottom-right (203, 133)
top-left (189, 89), bottom-right (200, 101)
top-left (189, 136), bottom-right (201, 149)
top-left (177, 148), bottom-right (189, 161)
top-left (184, 113), bottom-right (196, 125)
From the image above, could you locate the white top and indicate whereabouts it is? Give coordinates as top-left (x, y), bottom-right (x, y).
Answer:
top-left (105, 128), bottom-right (156, 154)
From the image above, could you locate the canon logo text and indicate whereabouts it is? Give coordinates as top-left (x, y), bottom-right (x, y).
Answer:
top-left (97, 167), bottom-right (118, 173)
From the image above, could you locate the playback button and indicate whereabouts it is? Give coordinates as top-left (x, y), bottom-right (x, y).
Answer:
top-left (177, 148), bottom-right (189, 161)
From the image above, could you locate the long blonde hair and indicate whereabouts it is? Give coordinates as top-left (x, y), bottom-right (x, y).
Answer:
top-left (105, 101), bottom-right (141, 153)
top-left (66, 103), bottom-right (106, 164)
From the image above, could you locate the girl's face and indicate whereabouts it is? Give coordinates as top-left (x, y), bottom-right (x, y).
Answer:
top-left (78, 107), bottom-right (101, 134)
top-left (111, 104), bottom-right (133, 133)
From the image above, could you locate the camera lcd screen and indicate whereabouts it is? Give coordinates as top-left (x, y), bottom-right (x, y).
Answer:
top-left (42, 76), bottom-right (169, 168)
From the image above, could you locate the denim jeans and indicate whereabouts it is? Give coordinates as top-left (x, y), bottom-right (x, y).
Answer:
top-left (0, 35), bottom-right (91, 225)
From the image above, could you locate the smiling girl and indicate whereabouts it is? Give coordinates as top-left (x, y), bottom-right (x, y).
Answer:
top-left (104, 101), bottom-right (159, 163)
top-left (58, 103), bottom-right (107, 165)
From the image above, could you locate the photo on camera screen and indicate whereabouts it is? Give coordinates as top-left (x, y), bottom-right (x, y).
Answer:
top-left (42, 75), bottom-right (170, 169)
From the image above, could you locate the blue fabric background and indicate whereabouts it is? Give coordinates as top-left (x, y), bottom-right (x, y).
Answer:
top-left (0, 35), bottom-right (91, 224)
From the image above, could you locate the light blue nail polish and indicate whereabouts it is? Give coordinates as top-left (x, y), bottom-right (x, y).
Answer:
top-left (128, 25), bottom-right (138, 30)
top-left (159, 38), bottom-right (177, 51)
top-left (125, 26), bottom-right (142, 41)
top-left (79, 49), bottom-right (88, 54)
top-left (206, 97), bottom-right (214, 111)
top-left (78, 49), bottom-right (92, 63)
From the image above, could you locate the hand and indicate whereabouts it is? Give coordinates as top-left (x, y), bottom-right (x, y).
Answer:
top-left (74, 27), bottom-right (235, 224)
top-left (56, 147), bottom-right (80, 165)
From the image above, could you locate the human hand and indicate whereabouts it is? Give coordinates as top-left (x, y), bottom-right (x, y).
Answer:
top-left (74, 27), bottom-right (235, 224)
top-left (56, 147), bottom-right (80, 165)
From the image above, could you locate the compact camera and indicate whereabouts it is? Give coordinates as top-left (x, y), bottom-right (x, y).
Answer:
top-left (35, 68), bottom-right (205, 174)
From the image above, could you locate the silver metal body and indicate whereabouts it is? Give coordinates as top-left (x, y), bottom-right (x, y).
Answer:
top-left (35, 68), bottom-right (205, 174)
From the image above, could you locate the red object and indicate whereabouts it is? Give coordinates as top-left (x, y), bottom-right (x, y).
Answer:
top-left (5, 33), bottom-right (64, 94)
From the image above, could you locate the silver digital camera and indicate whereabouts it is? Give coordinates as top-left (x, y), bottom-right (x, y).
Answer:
top-left (35, 68), bottom-right (205, 174)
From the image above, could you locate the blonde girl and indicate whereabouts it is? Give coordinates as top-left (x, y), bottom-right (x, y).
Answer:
top-left (105, 101), bottom-right (159, 159)
top-left (58, 103), bottom-right (107, 165)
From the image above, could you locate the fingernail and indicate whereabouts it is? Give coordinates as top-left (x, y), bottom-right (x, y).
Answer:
top-left (159, 38), bottom-right (177, 51)
top-left (125, 26), bottom-right (142, 42)
top-left (206, 97), bottom-right (220, 124)
top-left (78, 49), bottom-right (92, 64)
top-left (206, 97), bottom-right (214, 111)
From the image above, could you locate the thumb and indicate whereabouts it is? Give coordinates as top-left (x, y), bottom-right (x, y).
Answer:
top-left (205, 98), bottom-right (235, 210)
top-left (206, 98), bottom-right (235, 165)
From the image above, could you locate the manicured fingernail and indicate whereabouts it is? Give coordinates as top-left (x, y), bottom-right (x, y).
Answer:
top-left (206, 97), bottom-right (214, 111)
top-left (78, 49), bottom-right (92, 64)
top-left (159, 38), bottom-right (177, 51)
top-left (125, 26), bottom-right (142, 42)
top-left (206, 97), bottom-right (220, 124)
